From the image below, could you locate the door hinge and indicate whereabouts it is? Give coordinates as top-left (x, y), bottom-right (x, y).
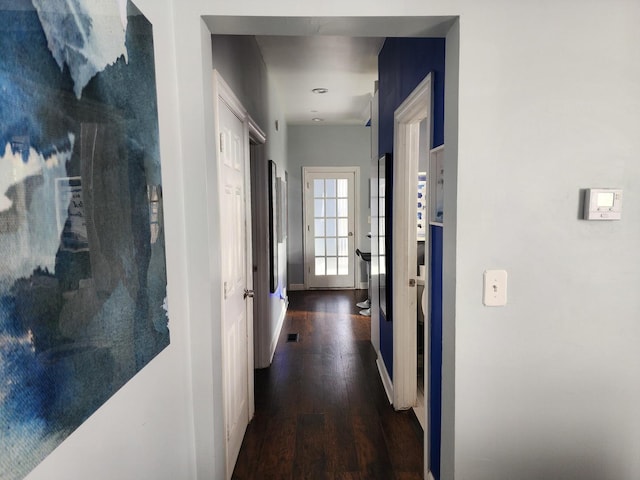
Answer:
top-left (219, 133), bottom-right (225, 153)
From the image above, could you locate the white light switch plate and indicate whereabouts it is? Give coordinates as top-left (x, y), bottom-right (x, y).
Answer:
top-left (483, 270), bottom-right (507, 306)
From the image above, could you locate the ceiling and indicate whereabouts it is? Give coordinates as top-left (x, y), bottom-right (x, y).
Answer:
top-left (255, 36), bottom-right (384, 126)
top-left (204, 16), bottom-right (456, 127)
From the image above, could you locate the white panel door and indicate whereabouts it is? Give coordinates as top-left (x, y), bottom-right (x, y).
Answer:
top-left (304, 169), bottom-right (356, 289)
top-left (219, 99), bottom-right (249, 476)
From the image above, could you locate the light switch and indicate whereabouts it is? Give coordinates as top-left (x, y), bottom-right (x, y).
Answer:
top-left (483, 270), bottom-right (507, 306)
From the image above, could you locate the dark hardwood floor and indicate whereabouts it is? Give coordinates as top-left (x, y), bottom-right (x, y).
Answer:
top-left (232, 290), bottom-right (424, 480)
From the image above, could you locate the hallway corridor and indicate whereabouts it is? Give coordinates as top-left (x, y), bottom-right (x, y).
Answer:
top-left (232, 290), bottom-right (423, 479)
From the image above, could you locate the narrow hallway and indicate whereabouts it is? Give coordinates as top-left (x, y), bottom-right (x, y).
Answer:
top-left (232, 290), bottom-right (423, 479)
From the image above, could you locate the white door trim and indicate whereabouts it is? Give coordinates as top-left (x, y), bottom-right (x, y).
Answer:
top-left (392, 72), bottom-right (433, 469)
top-left (302, 166), bottom-right (360, 290)
top-left (246, 125), bottom-right (266, 401)
top-left (212, 69), bottom-right (261, 479)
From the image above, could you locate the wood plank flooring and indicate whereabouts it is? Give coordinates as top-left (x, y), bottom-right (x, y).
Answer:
top-left (232, 290), bottom-right (423, 480)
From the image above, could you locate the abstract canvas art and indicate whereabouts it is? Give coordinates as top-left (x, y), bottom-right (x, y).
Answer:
top-left (0, 1), bottom-right (169, 478)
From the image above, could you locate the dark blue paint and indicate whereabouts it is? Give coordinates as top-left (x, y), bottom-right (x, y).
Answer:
top-left (378, 37), bottom-right (446, 157)
top-left (377, 37), bottom-right (446, 375)
top-left (430, 225), bottom-right (444, 479)
top-left (377, 37), bottom-right (446, 478)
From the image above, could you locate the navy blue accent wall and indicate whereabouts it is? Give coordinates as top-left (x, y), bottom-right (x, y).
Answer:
top-left (378, 37), bottom-right (446, 158)
top-left (430, 225), bottom-right (444, 479)
top-left (377, 37), bottom-right (445, 478)
top-left (377, 37), bottom-right (445, 378)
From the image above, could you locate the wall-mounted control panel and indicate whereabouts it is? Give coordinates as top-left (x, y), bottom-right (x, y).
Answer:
top-left (583, 188), bottom-right (623, 220)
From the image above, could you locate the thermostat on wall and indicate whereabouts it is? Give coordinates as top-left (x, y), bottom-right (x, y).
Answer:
top-left (583, 188), bottom-right (623, 220)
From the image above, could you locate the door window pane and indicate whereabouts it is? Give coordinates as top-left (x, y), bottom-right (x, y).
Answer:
top-left (315, 238), bottom-right (325, 256)
top-left (326, 179), bottom-right (336, 197)
top-left (326, 238), bottom-right (337, 256)
top-left (325, 219), bottom-right (336, 237)
top-left (338, 218), bottom-right (348, 237)
top-left (314, 179), bottom-right (324, 198)
top-left (326, 257), bottom-right (337, 275)
top-left (338, 257), bottom-right (348, 275)
top-left (337, 199), bottom-right (348, 217)
top-left (315, 219), bottom-right (325, 236)
top-left (314, 199), bottom-right (324, 217)
top-left (338, 237), bottom-right (348, 256)
top-left (325, 199), bottom-right (336, 217)
top-left (315, 257), bottom-right (325, 276)
top-left (337, 179), bottom-right (348, 197)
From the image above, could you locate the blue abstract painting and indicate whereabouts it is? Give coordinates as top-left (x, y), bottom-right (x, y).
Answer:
top-left (0, 1), bottom-right (169, 478)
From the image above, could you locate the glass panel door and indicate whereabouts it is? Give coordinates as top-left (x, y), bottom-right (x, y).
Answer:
top-left (304, 169), bottom-right (356, 289)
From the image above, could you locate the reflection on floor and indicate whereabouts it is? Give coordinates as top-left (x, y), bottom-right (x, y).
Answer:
top-left (232, 289), bottom-right (424, 479)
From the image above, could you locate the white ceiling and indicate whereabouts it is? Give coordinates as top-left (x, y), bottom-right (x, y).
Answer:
top-left (204, 16), bottom-right (456, 127)
top-left (255, 36), bottom-right (384, 125)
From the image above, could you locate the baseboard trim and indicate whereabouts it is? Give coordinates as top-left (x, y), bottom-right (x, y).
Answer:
top-left (288, 283), bottom-right (305, 291)
top-left (376, 357), bottom-right (393, 405)
top-left (268, 299), bottom-right (288, 364)
top-left (358, 281), bottom-right (368, 290)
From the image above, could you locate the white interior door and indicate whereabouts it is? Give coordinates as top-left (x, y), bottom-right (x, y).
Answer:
top-left (304, 168), bottom-right (357, 289)
top-left (219, 98), bottom-right (249, 476)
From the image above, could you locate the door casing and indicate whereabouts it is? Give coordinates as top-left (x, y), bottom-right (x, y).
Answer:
top-left (392, 73), bottom-right (435, 479)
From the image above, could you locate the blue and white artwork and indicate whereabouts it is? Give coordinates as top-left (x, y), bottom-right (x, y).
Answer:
top-left (0, 1), bottom-right (169, 478)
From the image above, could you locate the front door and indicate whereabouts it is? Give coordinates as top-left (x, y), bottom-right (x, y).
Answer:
top-left (219, 98), bottom-right (249, 476)
top-left (303, 168), bottom-right (357, 289)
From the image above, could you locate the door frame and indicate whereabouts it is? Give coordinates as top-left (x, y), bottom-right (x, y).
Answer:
top-left (250, 140), bottom-right (272, 369)
top-left (392, 74), bottom-right (434, 476)
top-left (302, 166), bottom-right (360, 290)
top-left (212, 69), bottom-right (264, 478)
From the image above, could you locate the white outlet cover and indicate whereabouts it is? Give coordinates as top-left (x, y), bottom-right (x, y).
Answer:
top-left (483, 270), bottom-right (508, 306)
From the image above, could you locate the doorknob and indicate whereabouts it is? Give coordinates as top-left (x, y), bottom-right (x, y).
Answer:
top-left (349, 232), bottom-right (353, 236)
top-left (243, 289), bottom-right (254, 299)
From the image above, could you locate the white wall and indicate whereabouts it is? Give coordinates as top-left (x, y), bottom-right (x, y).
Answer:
top-left (26, 1), bottom-right (197, 479)
top-left (195, 3), bottom-right (640, 480)
top-left (452, 4), bottom-right (640, 479)
top-left (24, 1), bottom-right (640, 479)
top-left (287, 125), bottom-right (372, 287)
